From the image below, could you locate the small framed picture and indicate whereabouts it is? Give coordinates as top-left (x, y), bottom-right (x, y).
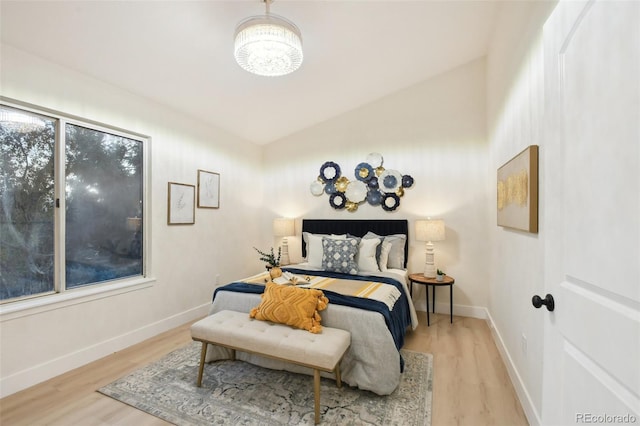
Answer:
top-left (168, 182), bottom-right (195, 225)
top-left (197, 170), bottom-right (220, 209)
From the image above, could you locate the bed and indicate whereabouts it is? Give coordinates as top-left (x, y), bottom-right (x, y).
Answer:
top-left (207, 219), bottom-right (418, 395)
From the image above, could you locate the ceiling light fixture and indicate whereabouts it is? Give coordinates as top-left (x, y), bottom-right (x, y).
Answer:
top-left (234, 0), bottom-right (303, 77)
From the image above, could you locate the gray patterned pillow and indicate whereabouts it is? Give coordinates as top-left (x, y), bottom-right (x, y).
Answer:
top-left (322, 237), bottom-right (359, 275)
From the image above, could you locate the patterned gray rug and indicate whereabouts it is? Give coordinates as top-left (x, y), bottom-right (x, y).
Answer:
top-left (99, 342), bottom-right (433, 425)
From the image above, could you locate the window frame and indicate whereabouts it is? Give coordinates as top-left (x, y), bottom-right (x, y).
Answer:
top-left (0, 97), bottom-right (154, 319)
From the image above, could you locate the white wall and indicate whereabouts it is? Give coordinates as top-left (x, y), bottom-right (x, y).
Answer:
top-left (486, 2), bottom-right (557, 424)
top-left (0, 45), bottom-right (266, 396)
top-left (0, 45), bottom-right (490, 399)
top-left (1, 7), bottom-right (559, 407)
top-left (264, 58), bottom-right (490, 315)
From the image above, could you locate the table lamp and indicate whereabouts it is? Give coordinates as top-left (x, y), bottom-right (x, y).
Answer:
top-left (415, 219), bottom-right (445, 278)
top-left (273, 218), bottom-right (295, 265)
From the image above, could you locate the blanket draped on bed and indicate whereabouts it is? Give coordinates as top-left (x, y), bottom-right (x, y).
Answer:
top-left (242, 270), bottom-right (401, 310)
top-left (213, 267), bottom-right (412, 356)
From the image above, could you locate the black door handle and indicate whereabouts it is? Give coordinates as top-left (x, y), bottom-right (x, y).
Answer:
top-left (532, 294), bottom-right (555, 312)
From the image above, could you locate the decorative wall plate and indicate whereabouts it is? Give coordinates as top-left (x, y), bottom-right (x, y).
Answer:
top-left (379, 169), bottom-right (402, 192)
top-left (345, 180), bottom-right (367, 203)
top-left (366, 152), bottom-right (383, 168)
top-left (310, 153), bottom-right (414, 212)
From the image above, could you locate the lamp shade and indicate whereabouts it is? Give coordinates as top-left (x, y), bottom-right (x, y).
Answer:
top-left (273, 218), bottom-right (294, 237)
top-left (415, 219), bottom-right (445, 242)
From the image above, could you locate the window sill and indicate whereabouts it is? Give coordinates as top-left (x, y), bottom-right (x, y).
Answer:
top-left (0, 277), bottom-right (156, 322)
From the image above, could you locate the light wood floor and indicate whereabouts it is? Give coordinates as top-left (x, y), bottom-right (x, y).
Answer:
top-left (404, 312), bottom-right (528, 426)
top-left (0, 312), bottom-right (528, 426)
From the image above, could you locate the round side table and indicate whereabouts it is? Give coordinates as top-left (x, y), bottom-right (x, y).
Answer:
top-left (408, 273), bottom-right (455, 326)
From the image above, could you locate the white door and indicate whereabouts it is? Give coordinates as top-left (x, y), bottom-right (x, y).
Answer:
top-left (541, 0), bottom-right (640, 424)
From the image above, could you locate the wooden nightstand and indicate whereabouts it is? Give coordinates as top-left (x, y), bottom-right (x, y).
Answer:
top-left (408, 273), bottom-right (455, 326)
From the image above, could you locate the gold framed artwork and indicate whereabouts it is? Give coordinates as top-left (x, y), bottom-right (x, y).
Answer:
top-left (168, 182), bottom-right (195, 225)
top-left (497, 145), bottom-right (538, 233)
top-left (197, 170), bottom-right (220, 209)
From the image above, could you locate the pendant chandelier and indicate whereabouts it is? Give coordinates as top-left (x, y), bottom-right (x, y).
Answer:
top-left (234, 0), bottom-right (303, 77)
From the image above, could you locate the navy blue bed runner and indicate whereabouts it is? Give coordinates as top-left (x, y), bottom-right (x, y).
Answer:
top-left (213, 268), bottom-right (412, 370)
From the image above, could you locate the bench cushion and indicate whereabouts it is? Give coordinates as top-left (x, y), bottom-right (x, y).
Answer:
top-left (249, 282), bottom-right (329, 333)
top-left (191, 310), bottom-right (350, 371)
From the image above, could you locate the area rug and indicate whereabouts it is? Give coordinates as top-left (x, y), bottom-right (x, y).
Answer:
top-left (99, 342), bottom-right (433, 425)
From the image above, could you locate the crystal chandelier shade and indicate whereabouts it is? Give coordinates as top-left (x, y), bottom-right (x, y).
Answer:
top-left (234, 2), bottom-right (303, 77)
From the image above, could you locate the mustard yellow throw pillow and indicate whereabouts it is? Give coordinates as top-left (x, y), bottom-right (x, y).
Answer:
top-left (250, 282), bottom-right (329, 333)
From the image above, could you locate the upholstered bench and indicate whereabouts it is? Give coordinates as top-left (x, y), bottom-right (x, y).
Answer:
top-left (190, 310), bottom-right (351, 425)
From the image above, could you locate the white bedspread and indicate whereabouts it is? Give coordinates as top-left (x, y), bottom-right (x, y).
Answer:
top-left (205, 264), bottom-right (419, 396)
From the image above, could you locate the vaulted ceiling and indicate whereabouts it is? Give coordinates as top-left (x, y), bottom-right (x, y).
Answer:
top-left (1, 1), bottom-right (500, 145)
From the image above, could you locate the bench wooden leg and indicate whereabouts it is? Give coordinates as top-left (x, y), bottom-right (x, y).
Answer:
top-left (196, 342), bottom-right (208, 387)
top-left (314, 369), bottom-right (321, 425)
top-left (335, 363), bottom-right (342, 388)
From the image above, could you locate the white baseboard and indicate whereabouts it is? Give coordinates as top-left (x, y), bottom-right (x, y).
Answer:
top-left (413, 298), bottom-right (488, 320)
top-left (0, 303), bottom-right (210, 398)
top-left (448, 302), bottom-right (487, 319)
top-left (485, 310), bottom-right (542, 426)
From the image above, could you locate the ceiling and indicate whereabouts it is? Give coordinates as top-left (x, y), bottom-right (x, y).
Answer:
top-left (0, 1), bottom-right (500, 145)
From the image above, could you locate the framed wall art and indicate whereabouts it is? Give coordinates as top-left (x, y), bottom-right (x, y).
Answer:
top-left (168, 182), bottom-right (195, 225)
top-left (497, 145), bottom-right (538, 233)
top-left (197, 170), bottom-right (220, 209)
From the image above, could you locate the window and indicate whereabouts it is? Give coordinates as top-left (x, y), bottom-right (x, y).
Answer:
top-left (0, 101), bottom-right (147, 303)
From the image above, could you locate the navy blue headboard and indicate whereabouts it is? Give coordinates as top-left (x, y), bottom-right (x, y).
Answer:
top-left (301, 219), bottom-right (409, 268)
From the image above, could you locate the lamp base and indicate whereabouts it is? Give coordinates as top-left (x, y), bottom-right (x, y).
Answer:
top-left (280, 238), bottom-right (291, 266)
top-left (424, 265), bottom-right (437, 279)
top-left (424, 241), bottom-right (436, 278)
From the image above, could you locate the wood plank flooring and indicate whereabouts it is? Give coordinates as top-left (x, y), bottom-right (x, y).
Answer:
top-left (0, 312), bottom-right (528, 425)
top-left (404, 312), bottom-right (528, 426)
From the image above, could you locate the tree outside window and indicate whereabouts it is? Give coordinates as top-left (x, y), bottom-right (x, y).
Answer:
top-left (1, 104), bottom-right (145, 302)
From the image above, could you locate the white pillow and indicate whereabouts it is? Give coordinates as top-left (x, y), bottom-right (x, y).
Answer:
top-left (303, 232), bottom-right (346, 249)
top-left (304, 232), bottom-right (347, 267)
top-left (357, 237), bottom-right (381, 273)
top-left (362, 231), bottom-right (383, 263)
top-left (306, 234), bottom-right (324, 267)
top-left (363, 231), bottom-right (407, 270)
top-left (384, 234), bottom-right (407, 269)
top-left (378, 240), bottom-right (393, 272)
